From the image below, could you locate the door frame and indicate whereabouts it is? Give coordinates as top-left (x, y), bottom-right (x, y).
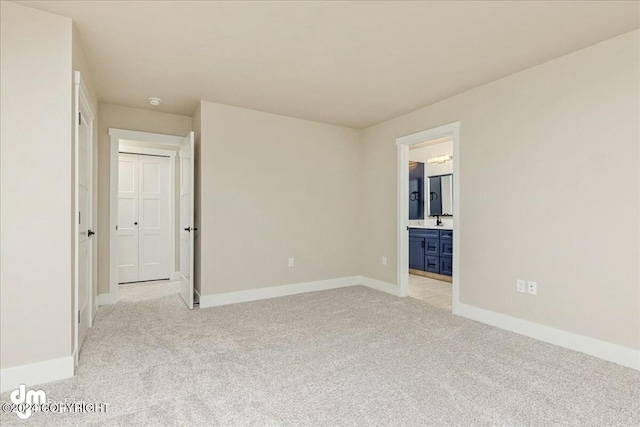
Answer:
top-left (73, 71), bottom-right (95, 364)
top-left (108, 129), bottom-right (183, 304)
top-left (395, 122), bottom-right (461, 311)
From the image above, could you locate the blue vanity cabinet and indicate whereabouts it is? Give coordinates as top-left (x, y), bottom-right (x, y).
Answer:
top-left (409, 228), bottom-right (453, 277)
top-left (425, 256), bottom-right (440, 273)
top-left (440, 257), bottom-right (453, 276)
top-left (409, 229), bottom-right (433, 271)
top-left (439, 229), bottom-right (453, 276)
top-left (425, 238), bottom-right (439, 256)
top-left (440, 241), bottom-right (453, 257)
top-left (408, 236), bottom-right (425, 270)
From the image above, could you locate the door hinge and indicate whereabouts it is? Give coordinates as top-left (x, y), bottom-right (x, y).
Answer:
top-left (77, 311), bottom-right (80, 324)
top-left (78, 112), bottom-right (82, 125)
top-left (78, 211), bottom-right (81, 224)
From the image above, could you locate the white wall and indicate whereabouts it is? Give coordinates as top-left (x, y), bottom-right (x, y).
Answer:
top-left (198, 101), bottom-right (362, 296)
top-left (0, 2), bottom-right (73, 369)
top-left (97, 104), bottom-right (192, 294)
top-left (361, 30), bottom-right (639, 350)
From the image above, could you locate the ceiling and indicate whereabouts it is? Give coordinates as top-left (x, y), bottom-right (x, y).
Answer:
top-left (18, 1), bottom-right (639, 129)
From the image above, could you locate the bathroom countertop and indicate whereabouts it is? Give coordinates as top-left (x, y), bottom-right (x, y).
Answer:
top-left (408, 224), bottom-right (453, 231)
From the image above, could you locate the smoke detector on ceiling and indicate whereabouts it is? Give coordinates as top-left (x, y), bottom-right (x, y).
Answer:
top-left (148, 97), bottom-right (162, 106)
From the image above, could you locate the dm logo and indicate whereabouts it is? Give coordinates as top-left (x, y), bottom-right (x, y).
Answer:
top-left (10, 384), bottom-right (46, 420)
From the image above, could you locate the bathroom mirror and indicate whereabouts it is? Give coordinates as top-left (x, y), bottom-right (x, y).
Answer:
top-left (428, 174), bottom-right (453, 216)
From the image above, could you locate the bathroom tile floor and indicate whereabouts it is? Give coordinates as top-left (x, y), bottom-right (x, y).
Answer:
top-left (408, 274), bottom-right (452, 311)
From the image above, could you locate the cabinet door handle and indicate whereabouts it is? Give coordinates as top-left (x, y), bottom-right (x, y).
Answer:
top-left (421, 241), bottom-right (425, 248)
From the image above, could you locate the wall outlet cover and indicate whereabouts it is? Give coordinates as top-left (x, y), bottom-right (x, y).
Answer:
top-left (288, 258), bottom-right (294, 267)
top-left (527, 281), bottom-right (537, 295)
top-left (516, 279), bottom-right (526, 293)
top-left (382, 256), bottom-right (387, 265)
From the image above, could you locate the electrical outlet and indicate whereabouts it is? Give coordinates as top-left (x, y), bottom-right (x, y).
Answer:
top-left (516, 279), bottom-right (526, 293)
top-left (288, 258), bottom-right (294, 267)
top-left (382, 256), bottom-right (387, 265)
top-left (527, 281), bottom-right (537, 295)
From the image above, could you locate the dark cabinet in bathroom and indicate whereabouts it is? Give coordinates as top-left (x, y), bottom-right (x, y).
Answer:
top-left (408, 228), bottom-right (452, 277)
top-left (408, 161), bottom-right (424, 220)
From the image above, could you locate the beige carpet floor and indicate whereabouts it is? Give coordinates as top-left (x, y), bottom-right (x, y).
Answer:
top-left (1, 281), bottom-right (639, 426)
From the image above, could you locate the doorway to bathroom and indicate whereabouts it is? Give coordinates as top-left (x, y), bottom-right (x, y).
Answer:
top-left (396, 122), bottom-right (460, 312)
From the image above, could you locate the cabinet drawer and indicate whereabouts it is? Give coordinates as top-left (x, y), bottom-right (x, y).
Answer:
top-left (409, 228), bottom-right (438, 239)
top-left (440, 230), bottom-right (453, 240)
top-left (425, 256), bottom-right (439, 273)
top-left (424, 238), bottom-right (439, 256)
top-left (408, 228), bottom-right (425, 238)
top-left (440, 257), bottom-right (452, 276)
top-left (440, 241), bottom-right (453, 257)
top-left (423, 229), bottom-right (439, 239)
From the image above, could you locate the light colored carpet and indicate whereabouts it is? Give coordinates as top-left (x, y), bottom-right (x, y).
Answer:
top-left (1, 282), bottom-right (639, 426)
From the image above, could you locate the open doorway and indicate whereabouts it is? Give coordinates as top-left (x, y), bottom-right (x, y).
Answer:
top-left (407, 136), bottom-right (453, 309)
top-left (396, 122), bottom-right (460, 312)
top-left (108, 129), bottom-right (195, 309)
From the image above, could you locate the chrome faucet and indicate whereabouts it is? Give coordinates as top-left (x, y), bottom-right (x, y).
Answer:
top-left (436, 215), bottom-right (443, 226)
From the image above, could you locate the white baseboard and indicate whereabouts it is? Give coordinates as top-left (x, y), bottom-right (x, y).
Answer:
top-left (199, 276), bottom-right (361, 308)
top-left (454, 302), bottom-right (639, 370)
top-left (0, 356), bottom-right (74, 392)
top-left (198, 275), bottom-right (401, 309)
top-left (97, 293), bottom-right (112, 306)
top-left (357, 276), bottom-right (400, 296)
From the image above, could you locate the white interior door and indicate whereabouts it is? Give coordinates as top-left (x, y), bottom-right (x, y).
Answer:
top-left (138, 155), bottom-right (171, 281)
top-left (179, 132), bottom-right (195, 309)
top-left (74, 74), bottom-right (94, 365)
top-left (118, 153), bottom-right (171, 283)
top-left (118, 153), bottom-right (139, 283)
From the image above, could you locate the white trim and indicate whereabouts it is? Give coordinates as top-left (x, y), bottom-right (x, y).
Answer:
top-left (171, 271), bottom-right (181, 281)
top-left (198, 276), bottom-right (402, 309)
top-left (0, 356), bottom-right (74, 393)
top-left (109, 128), bottom-right (184, 146)
top-left (119, 144), bottom-right (175, 158)
top-left (199, 277), bottom-right (361, 308)
top-left (357, 276), bottom-right (400, 296)
top-left (97, 293), bottom-right (112, 306)
top-left (395, 122), bottom-right (461, 307)
top-left (109, 129), bottom-right (185, 304)
top-left (455, 302), bottom-right (640, 370)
